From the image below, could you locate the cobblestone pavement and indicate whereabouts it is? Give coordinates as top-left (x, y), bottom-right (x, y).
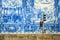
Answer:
top-left (0, 34), bottom-right (60, 40)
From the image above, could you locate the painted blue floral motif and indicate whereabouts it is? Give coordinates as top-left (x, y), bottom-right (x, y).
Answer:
top-left (0, 0), bottom-right (60, 34)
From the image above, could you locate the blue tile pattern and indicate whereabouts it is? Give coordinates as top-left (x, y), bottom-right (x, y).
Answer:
top-left (0, 0), bottom-right (60, 34)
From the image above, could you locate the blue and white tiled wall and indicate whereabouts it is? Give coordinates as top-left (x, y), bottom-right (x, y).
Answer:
top-left (0, 0), bottom-right (60, 34)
